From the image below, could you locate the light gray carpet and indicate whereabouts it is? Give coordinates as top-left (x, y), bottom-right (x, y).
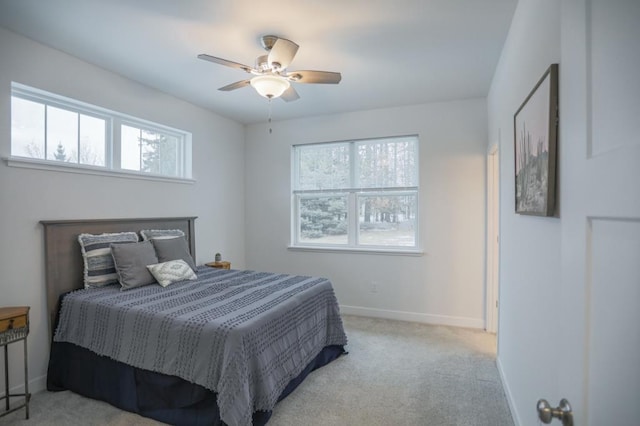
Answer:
top-left (0, 315), bottom-right (513, 426)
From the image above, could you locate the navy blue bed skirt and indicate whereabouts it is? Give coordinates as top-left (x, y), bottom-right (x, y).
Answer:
top-left (47, 341), bottom-right (345, 425)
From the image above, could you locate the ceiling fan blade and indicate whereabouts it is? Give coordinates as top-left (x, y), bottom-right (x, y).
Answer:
top-left (218, 80), bottom-right (251, 91)
top-left (267, 38), bottom-right (299, 70)
top-left (197, 54), bottom-right (253, 73)
top-left (280, 86), bottom-right (300, 102)
top-left (287, 70), bottom-right (342, 84)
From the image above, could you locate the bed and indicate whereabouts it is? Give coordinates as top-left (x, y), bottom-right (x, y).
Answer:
top-left (41, 217), bottom-right (347, 426)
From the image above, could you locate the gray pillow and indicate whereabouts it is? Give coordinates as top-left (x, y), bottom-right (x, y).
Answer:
top-left (111, 240), bottom-right (159, 290)
top-left (151, 237), bottom-right (197, 272)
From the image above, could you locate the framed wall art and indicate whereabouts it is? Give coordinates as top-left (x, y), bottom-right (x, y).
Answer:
top-left (514, 63), bottom-right (559, 216)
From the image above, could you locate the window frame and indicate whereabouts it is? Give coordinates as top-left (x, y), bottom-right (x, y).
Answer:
top-left (11, 85), bottom-right (113, 168)
top-left (8, 82), bottom-right (193, 183)
top-left (291, 135), bottom-right (422, 254)
top-left (119, 120), bottom-right (187, 178)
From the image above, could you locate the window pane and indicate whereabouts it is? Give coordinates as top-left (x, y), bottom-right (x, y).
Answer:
top-left (297, 143), bottom-right (350, 190)
top-left (161, 136), bottom-right (179, 177)
top-left (122, 125), bottom-right (181, 176)
top-left (356, 138), bottom-right (417, 188)
top-left (79, 114), bottom-right (105, 166)
top-left (11, 97), bottom-right (45, 159)
top-left (299, 196), bottom-right (348, 244)
top-left (358, 194), bottom-right (417, 246)
top-left (140, 129), bottom-right (159, 173)
top-left (140, 130), bottom-right (179, 177)
top-left (47, 106), bottom-right (78, 162)
top-left (121, 124), bottom-right (141, 171)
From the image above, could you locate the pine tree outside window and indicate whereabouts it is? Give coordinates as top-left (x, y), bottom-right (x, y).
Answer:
top-left (121, 125), bottom-right (182, 178)
top-left (292, 136), bottom-right (420, 251)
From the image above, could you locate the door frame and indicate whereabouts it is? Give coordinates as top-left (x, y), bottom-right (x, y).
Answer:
top-left (486, 143), bottom-right (500, 333)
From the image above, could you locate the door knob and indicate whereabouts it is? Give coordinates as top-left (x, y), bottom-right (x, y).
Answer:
top-left (537, 398), bottom-right (573, 426)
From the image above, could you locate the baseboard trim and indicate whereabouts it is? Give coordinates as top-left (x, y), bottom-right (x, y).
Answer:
top-left (0, 373), bottom-right (47, 398)
top-left (339, 305), bottom-right (484, 329)
top-left (496, 356), bottom-right (521, 426)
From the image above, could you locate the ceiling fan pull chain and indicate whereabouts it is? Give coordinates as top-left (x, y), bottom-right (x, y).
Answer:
top-left (268, 98), bottom-right (273, 134)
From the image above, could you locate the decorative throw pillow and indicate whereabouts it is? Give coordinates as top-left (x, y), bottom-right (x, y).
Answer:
top-left (140, 229), bottom-right (185, 241)
top-left (146, 259), bottom-right (197, 287)
top-left (110, 240), bottom-right (158, 290)
top-left (78, 232), bottom-right (139, 288)
top-left (151, 237), bottom-right (197, 272)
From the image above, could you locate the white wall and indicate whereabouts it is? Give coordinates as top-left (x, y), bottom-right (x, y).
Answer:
top-left (245, 100), bottom-right (487, 328)
top-left (487, 1), bottom-right (561, 424)
top-left (0, 27), bottom-right (246, 394)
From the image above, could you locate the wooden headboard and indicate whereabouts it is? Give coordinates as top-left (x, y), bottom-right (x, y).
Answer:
top-left (40, 217), bottom-right (196, 335)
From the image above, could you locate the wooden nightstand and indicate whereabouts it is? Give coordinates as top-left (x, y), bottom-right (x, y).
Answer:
top-left (205, 261), bottom-right (231, 270)
top-left (0, 306), bottom-right (30, 420)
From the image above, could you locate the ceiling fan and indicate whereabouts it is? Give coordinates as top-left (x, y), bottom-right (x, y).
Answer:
top-left (197, 35), bottom-right (341, 102)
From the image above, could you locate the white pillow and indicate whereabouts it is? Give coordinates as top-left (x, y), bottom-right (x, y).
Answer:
top-left (140, 229), bottom-right (185, 241)
top-left (146, 259), bottom-right (197, 287)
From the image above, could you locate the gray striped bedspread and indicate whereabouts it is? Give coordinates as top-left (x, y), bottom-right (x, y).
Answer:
top-left (54, 266), bottom-right (348, 426)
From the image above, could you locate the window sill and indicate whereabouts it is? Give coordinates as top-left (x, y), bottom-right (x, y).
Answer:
top-left (4, 156), bottom-right (196, 184)
top-left (287, 245), bottom-right (424, 256)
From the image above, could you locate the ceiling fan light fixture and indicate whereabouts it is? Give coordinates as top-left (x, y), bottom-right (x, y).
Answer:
top-left (250, 75), bottom-right (290, 99)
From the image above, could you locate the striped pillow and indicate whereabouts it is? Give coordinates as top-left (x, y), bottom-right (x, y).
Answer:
top-left (140, 229), bottom-right (185, 241)
top-left (78, 232), bottom-right (139, 288)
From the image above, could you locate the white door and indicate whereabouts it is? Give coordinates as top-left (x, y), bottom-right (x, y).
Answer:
top-left (552, 0), bottom-right (640, 425)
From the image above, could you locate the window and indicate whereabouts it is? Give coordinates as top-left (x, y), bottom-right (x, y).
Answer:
top-left (10, 83), bottom-right (192, 180)
top-left (11, 95), bottom-right (107, 166)
top-left (121, 124), bottom-right (183, 177)
top-left (292, 136), bottom-right (419, 251)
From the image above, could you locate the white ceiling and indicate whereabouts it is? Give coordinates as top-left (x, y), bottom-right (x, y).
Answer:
top-left (0, 0), bottom-right (516, 124)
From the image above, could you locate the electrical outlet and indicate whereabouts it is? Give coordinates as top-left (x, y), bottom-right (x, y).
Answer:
top-left (370, 281), bottom-right (378, 294)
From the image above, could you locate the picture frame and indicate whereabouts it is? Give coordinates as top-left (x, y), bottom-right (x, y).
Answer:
top-left (514, 63), bottom-right (559, 216)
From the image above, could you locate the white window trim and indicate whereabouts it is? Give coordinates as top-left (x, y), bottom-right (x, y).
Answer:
top-left (10, 82), bottom-right (193, 181)
top-left (4, 156), bottom-right (195, 184)
top-left (291, 135), bottom-right (420, 253)
top-left (287, 245), bottom-right (424, 256)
